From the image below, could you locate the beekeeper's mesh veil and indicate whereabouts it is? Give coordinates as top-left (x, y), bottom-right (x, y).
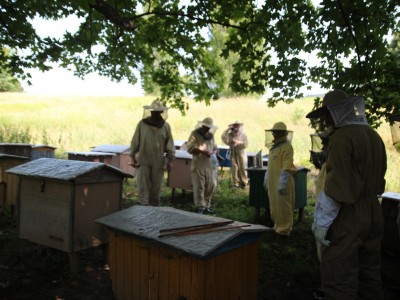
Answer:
top-left (264, 130), bottom-right (293, 149)
top-left (143, 109), bottom-right (168, 120)
top-left (327, 96), bottom-right (368, 128)
top-left (309, 132), bottom-right (329, 169)
top-left (389, 114), bottom-right (400, 153)
top-left (195, 119), bottom-right (218, 135)
top-left (142, 99), bottom-right (169, 120)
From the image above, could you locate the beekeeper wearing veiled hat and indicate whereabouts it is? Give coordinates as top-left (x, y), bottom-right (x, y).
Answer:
top-left (306, 90), bottom-right (387, 299)
top-left (265, 121), bottom-right (297, 236)
top-left (186, 117), bottom-right (218, 214)
top-left (221, 120), bottom-right (248, 188)
top-left (130, 99), bottom-right (175, 206)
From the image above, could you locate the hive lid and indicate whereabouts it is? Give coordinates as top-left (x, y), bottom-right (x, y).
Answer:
top-left (175, 150), bottom-right (192, 159)
top-left (174, 140), bottom-right (186, 147)
top-left (66, 151), bottom-right (116, 157)
top-left (6, 157), bottom-right (131, 180)
top-left (96, 206), bottom-right (269, 258)
top-left (0, 143), bottom-right (56, 149)
top-left (0, 153), bottom-right (30, 160)
top-left (381, 191), bottom-right (400, 202)
top-left (91, 144), bottom-right (130, 154)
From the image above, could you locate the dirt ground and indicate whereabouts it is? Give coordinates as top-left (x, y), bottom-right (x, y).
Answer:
top-left (1, 211), bottom-right (400, 300)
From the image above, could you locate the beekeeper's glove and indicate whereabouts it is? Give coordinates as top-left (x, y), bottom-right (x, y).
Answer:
top-left (278, 171), bottom-right (290, 195)
top-left (312, 222), bottom-right (330, 246)
top-left (263, 169), bottom-right (269, 191)
top-left (210, 153), bottom-right (219, 169)
top-left (312, 191), bottom-right (341, 247)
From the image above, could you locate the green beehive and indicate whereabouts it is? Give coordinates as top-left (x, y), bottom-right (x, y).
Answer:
top-left (294, 167), bottom-right (309, 209)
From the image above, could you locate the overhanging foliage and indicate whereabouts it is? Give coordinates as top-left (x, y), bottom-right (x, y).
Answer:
top-left (0, 0), bottom-right (399, 125)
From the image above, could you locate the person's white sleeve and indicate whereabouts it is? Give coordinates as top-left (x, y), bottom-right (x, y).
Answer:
top-left (263, 170), bottom-right (268, 191)
top-left (278, 171), bottom-right (290, 195)
top-left (314, 191), bottom-right (340, 228)
top-left (312, 191), bottom-right (341, 246)
top-left (210, 153), bottom-right (219, 169)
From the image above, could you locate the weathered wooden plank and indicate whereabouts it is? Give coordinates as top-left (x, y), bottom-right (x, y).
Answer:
top-left (115, 234), bottom-right (125, 300)
top-left (148, 246), bottom-right (160, 300)
top-left (179, 255), bottom-right (192, 299)
top-left (215, 249), bottom-right (235, 300)
top-left (18, 179), bottom-right (71, 251)
top-left (204, 256), bottom-right (217, 299)
top-left (140, 243), bottom-right (150, 300)
top-left (243, 241), bottom-right (259, 300)
top-left (108, 232), bottom-right (117, 298)
top-left (191, 258), bottom-right (206, 300)
top-left (130, 239), bottom-right (142, 300)
top-left (232, 246), bottom-right (244, 299)
top-left (122, 235), bottom-right (132, 300)
top-left (168, 252), bottom-right (180, 300)
top-left (73, 182), bottom-right (120, 251)
top-left (158, 249), bottom-right (169, 300)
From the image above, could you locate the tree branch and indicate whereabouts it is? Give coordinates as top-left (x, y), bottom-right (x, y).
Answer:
top-left (89, 0), bottom-right (136, 30)
top-left (336, 0), bottom-right (363, 88)
top-left (89, 0), bottom-right (251, 32)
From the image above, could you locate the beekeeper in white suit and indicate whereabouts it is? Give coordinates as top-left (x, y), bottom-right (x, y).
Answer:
top-left (186, 117), bottom-right (218, 214)
top-left (130, 99), bottom-right (175, 206)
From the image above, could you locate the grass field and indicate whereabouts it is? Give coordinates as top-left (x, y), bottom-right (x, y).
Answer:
top-left (1, 92), bottom-right (399, 192)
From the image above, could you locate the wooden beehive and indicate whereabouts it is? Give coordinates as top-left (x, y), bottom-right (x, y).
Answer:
top-left (66, 151), bottom-right (115, 164)
top-left (7, 158), bottom-right (132, 253)
top-left (381, 192), bottom-right (400, 251)
top-left (96, 206), bottom-right (269, 300)
top-left (0, 153), bottom-right (30, 208)
top-left (91, 144), bottom-right (135, 177)
top-left (167, 150), bottom-right (192, 191)
top-left (0, 143), bottom-right (56, 159)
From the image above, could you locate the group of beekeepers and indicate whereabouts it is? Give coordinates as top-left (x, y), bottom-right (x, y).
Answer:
top-left (129, 89), bottom-right (388, 300)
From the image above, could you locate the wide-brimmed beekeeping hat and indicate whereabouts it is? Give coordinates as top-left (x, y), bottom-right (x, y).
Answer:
top-left (229, 120), bottom-right (243, 127)
top-left (200, 117), bottom-right (218, 129)
top-left (143, 99), bottom-right (169, 111)
top-left (267, 121), bottom-right (288, 131)
top-left (306, 90), bottom-right (350, 119)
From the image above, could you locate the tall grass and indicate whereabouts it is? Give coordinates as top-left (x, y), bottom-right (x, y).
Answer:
top-left (1, 92), bottom-right (399, 192)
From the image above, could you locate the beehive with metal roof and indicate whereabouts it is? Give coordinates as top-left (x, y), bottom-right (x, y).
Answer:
top-left (90, 144), bottom-right (135, 176)
top-left (96, 206), bottom-right (269, 299)
top-left (0, 143), bottom-right (56, 159)
top-left (7, 158), bottom-right (132, 254)
top-left (66, 151), bottom-right (116, 164)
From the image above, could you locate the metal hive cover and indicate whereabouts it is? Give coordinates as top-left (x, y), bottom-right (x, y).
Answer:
top-left (96, 206), bottom-right (269, 258)
top-left (175, 149), bottom-right (192, 159)
top-left (381, 192), bottom-right (400, 202)
top-left (66, 151), bottom-right (116, 157)
top-left (91, 144), bottom-right (130, 154)
top-left (0, 153), bottom-right (30, 160)
top-left (6, 157), bottom-right (130, 180)
top-left (0, 143), bottom-right (56, 149)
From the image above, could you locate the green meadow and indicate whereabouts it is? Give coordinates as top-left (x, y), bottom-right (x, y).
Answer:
top-left (1, 92), bottom-right (399, 192)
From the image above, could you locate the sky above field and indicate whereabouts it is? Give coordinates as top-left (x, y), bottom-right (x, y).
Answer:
top-left (22, 16), bottom-right (144, 97)
top-left (23, 6), bottom-right (325, 97)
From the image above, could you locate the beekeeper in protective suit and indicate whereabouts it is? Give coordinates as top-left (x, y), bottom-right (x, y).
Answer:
top-left (221, 120), bottom-right (248, 188)
top-left (186, 117), bottom-right (218, 214)
top-left (130, 99), bottom-right (175, 206)
top-left (265, 122), bottom-right (297, 236)
top-left (306, 90), bottom-right (387, 300)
